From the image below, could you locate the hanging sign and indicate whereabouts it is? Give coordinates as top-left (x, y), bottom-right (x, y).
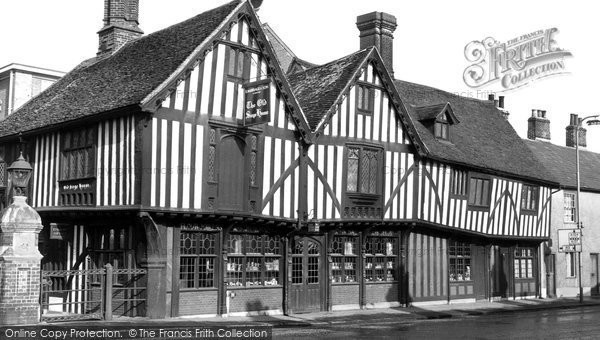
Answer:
top-left (50, 223), bottom-right (70, 240)
top-left (243, 79), bottom-right (270, 126)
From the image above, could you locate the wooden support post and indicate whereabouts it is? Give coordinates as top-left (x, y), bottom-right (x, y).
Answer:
top-left (104, 264), bottom-right (113, 321)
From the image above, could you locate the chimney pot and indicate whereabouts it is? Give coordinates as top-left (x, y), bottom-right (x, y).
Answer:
top-left (527, 109), bottom-right (551, 140)
top-left (356, 12), bottom-right (397, 77)
top-left (566, 114), bottom-right (587, 147)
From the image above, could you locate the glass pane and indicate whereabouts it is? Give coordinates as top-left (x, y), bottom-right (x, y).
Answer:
top-left (365, 257), bottom-right (374, 282)
top-left (347, 158), bottom-right (358, 192)
top-left (292, 257), bottom-right (303, 284)
top-left (225, 257), bottom-right (243, 287)
top-left (344, 257), bottom-right (356, 283)
top-left (198, 257), bottom-right (214, 288)
top-left (264, 257), bottom-right (280, 286)
top-left (179, 256), bottom-right (196, 288)
top-left (245, 256), bottom-right (262, 287)
top-left (331, 257), bottom-right (343, 283)
top-left (307, 257), bottom-right (319, 284)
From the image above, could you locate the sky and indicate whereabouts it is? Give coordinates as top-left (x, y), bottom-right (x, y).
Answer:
top-left (1, 0), bottom-right (598, 153)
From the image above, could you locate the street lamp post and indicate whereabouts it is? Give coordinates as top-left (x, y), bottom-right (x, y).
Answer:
top-left (574, 114), bottom-right (600, 303)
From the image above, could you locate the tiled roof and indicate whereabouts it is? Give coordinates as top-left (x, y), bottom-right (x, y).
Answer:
top-left (0, 0), bottom-right (242, 139)
top-left (288, 49), bottom-right (371, 130)
top-left (524, 139), bottom-right (600, 191)
top-left (414, 103), bottom-right (448, 121)
top-left (395, 79), bottom-right (556, 183)
top-left (262, 23), bottom-right (296, 75)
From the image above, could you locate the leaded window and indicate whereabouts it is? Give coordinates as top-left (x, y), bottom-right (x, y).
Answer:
top-left (346, 146), bottom-right (381, 195)
top-left (364, 236), bottom-right (397, 282)
top-left (449, 241), bottom-right (471, 281)
top-left (208, 129), bottom-right (216, 182)
top-left (179, 232), bottom-right (217, 289)
top-left (226, 47), bottom-right (246, 81)
top-left (330, 236), bottom-right (358, 283)
top-left (61, 128), bottom-right (96, 180)
top-left (514, 247), bottom-right (534, 279)
top-left (225, 234), bottom-right (281, 287)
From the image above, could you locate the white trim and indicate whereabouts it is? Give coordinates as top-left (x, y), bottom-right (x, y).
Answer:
top-left (448, 298), bottom-right (476, 304)
top-left (410, 300), bottom-right (448, 307)
top-left (0, 63), bottom-right (65, 78)
top-left (178, 314), bottom-right (219, 319)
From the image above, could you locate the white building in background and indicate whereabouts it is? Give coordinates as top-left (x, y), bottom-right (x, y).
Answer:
top-left (0, 63), bottom-right (65, 120)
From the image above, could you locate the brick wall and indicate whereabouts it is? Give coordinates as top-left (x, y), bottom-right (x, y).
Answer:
top-left (178, 290), bottom-right (218, 316)
top-left (0, 260), bottom-right (41, 324)
top-left (331, 284), bottom-right (360, 306)
top-left (227, 287), bottom-right (282, 313)
top-left (365, 283), bottom-right (399, 304)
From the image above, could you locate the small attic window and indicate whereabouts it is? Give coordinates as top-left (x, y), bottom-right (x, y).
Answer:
top-left (434, 120), bottom-right (449, 140)
top-left (356, 84), bottom-right (374, 114)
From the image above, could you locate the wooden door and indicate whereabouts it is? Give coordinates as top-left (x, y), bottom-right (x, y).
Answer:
top-left (473, 245), bottom-right (487, 300)
top-left (545, 254), bottom-right (556, 298)
top-left (289, 236), bottom-right (322, 313)
top-left (490, 246), bottom-right (510, 298)
top-left (591, 254), bottom-right (599, 296)
top-left (217, 135), bottom-right (245, 211)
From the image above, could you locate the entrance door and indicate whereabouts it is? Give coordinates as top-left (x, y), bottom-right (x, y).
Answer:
top-left (473, 245), bottom-right (487, 300)
top-left (545, 254), bottom-right (556, 298)
top-left (218, 135), bottom-right (245, 210)
top-left (591, 254), bottom-right (599, 296)
top-left (289, 236), bottom-right (322, 313)
top-left (490, 246), bottom-right (510, 299)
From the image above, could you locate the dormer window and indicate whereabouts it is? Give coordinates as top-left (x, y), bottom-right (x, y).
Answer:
top-left (415, 102), bottom-right (459, 142)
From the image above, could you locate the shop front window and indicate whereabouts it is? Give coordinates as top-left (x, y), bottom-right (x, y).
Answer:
top-left (364, 236), bottom-right (397, 282)
top-left (449, 241), bottom-right (471, 281)
top-left (330, 236), bottom-right (358, 284)
top-left (179, 232), bottom-right (217, 289)
top-left (225, 234), bottom-right (281, 287)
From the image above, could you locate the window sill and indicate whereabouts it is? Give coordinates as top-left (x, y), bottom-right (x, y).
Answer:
top-left (467, 204), bottom-right (490, 212)
top-left (363, 280), bottom-right (398, 284)
top-left (520, 209), bottom-right (538, 216)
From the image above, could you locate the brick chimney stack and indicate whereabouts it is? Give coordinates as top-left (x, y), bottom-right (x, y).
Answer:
top-left (97, 0), bottom-right (143, 60)
top-left (527, 109), bottom-right (551, 140)
top-left (566, 113), bottom-right (587, 147)
top-left (356, 12), bottom-right (397, 77)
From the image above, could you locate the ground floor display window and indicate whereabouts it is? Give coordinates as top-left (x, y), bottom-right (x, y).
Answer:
top-left (364, 235), bottom-right (397, 282)
top-left (179, 232), bottom-right (217, 288)
top-left (449, 241), bottom-right (471, 282)
top-left (514, 247), bottom-right (534, 279)
top-left (225, 234), bottom-right (281, 287)
top-left (330, 235), bottom-right (359, 283)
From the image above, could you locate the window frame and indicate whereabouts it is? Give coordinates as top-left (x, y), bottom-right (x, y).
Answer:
top-left (179, 231), bottom-right (218, 289)
top-left (60, 128), bottom-right (97, 181)
top-left (364, 236), bottom-right (398, 283)
top-left (513, 247), bottom-right (535, 279)
top-left (467, 175), bottom-right (492, 209)
top-left (449, 241), bottom-right (472, 282)
top-left (330, 235), bottom-right (359, 284)
top-left (225, 233), bottom-right (282, 288)
top-left (520, 184), bottom-right (539, 214)
top-left (564, 192), bottom-right (576, 223)
top-left (434, 121), bottom-right (449, 140)
top-left (450, 169), bottom-right (468, 198)
top-left (345, 144), bottom-right (383, 197)
top-left (566, 252), bottom-right (577, 278)
top-left (356, 83), bottom-right (375, 115)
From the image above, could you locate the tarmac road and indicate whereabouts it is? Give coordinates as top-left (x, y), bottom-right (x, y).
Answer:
top-left (272, 305), bottom-right (600, 339)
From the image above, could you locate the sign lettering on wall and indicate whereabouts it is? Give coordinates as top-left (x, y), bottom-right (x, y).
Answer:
top-left (243, 79), bottom-right (270, 126)
top-left (50, 223), bottom-right (70, 240)
top-left (558, 228), bottom-right (582, 253)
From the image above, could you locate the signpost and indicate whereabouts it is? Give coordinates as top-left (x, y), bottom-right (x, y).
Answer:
top-left (558, 229), bottom-right (581, 253)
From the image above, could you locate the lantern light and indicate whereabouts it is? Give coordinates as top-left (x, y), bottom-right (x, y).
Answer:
top-left (7, 152), bottom-right (33, 198)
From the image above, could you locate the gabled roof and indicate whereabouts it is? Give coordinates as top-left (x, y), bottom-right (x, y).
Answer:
top-left (288, 49), bottom-right (370, 130)
top-left (287, 57), bottom-right (317, 75)
top-left (0, 0), bottom-right (244, 139)
top-left (414, 102), bottom-right (459, 124)
top-left (395, 80), bottom-right (556, 184)
top-left (524, 139), bottom-right (600, 191)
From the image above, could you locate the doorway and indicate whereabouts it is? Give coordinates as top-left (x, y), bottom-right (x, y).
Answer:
top-left (545, 254), bottom-right (556, 298)
top-left (490, 245), bottom-right (510, 299)
top-left (289, 236), bottom-right (323, 313)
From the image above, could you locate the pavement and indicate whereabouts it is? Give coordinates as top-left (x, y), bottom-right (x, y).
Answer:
top-left (49, 296), bottom-right (600, 328)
